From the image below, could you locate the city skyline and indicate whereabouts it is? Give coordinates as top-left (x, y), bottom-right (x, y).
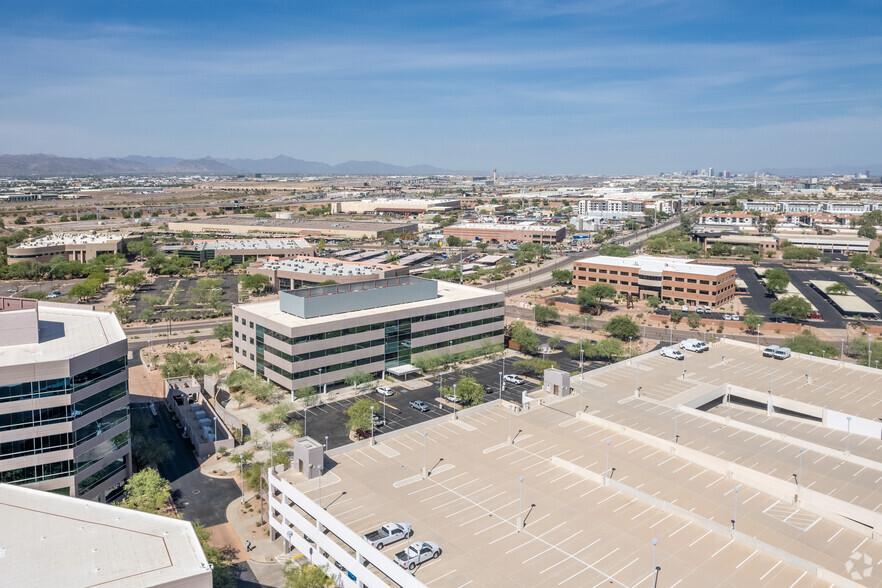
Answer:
top-left (1, 1), bottom-right (880, 174)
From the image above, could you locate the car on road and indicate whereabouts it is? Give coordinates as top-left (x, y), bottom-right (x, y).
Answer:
top-left (47, 292), bottom-right (59, 299)
top-left (376, 386), bottom-right (394, 396)
top-left (679, 339), bottom-right (709, 353)
top-left (5, 288), bottom-right (16, 293)
top-left (410, 400), bottom-right (430, 412)
top-left (773, 316), bottom-right (795, 323)
top-left (504, 374), bottom-right (525, 385)
top-left (660, 346), bottom-right (685, 360)
top-left (363, 523), bottom-right (412, 550)
top-left (762, 345), bottom-right (780, 357)
top-left (394, 541), bottom-right (441, 570)
top-left (772, 347), bottom-right (792, 360)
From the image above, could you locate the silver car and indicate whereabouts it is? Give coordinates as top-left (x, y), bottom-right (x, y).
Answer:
top-left (394, 541), bottom-right (441, 570)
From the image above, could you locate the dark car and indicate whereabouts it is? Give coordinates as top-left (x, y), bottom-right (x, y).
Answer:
top-left (774, 316), bottom-right (795, 323)
top-left (659, 305), bottom-right (667, 311)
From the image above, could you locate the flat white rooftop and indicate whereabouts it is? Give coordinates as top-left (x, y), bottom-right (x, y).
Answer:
top-left (579, 255), bottom-right (734, 277)
top-left (16, 232), bottom-right (127, 248)
top-left (259, 256), bottom-right (396, 276)
top-left (450, 223), bottom-right (563, 232)
top-left (192, 238), bottom-right (311, 251)
top-left (0, 484), bottom-right (211, 588)
top-left (0, 304), bottom-right (126, 365)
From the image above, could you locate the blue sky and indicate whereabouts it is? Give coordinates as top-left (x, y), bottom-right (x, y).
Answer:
top-left (1, 1), bottom-right (880, 174)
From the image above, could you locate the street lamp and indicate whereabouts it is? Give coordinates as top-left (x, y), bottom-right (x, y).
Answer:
top-left (324, 435), bottom-right (329, 452)
top-left (318, 463), bottom-right (323, 508)
top-left (422, 432), bottom-right (428, 478)
top-left (651, 538), bottom-right (659, 587)
top-left (809, 351), bottom-right (813, 382)
top-left (629, 336), bottom-right (632, 364)
top-left (213, 416), bottom-right (217, 443)
top-left (270, 432), bottom-right (274, 471)
top-left (370, 405), bottom-right (375, 445)
top-left (841, 338), bottom-right (845, 365)
top-left (318, 367), bottom-right (323, 396)
top-left (452, 383), bottom-right (457, 420)
top-left (674, 409), bottom-right (679, 443)
top-left (240, 458), bottom-right (245, 503)
top-left (517, 476), bottom-right (525, 532)
top-left (499, 371), bottom-right (503, 401)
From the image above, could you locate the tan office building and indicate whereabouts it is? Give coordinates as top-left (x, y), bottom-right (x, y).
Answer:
top-left (332, 198), bottom-right (460, 215)
top-left (443, 223), bottom-right (566, 244)
top-left (7, 232), bottom-right (130, 264)
top-left (0, 297), bottom-right (131, 501)
top-left (573, 255), bottom-right (736, 306)
top-left (168, 218), bottom-right (418, 240)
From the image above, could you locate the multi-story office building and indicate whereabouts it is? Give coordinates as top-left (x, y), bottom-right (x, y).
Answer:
top-left (247, 256), bottom-right (409, 291)
top-left (7, 232), bottom-right (131, 264)
top-left (573, 255), bottom-right (736, 307)
top-left (175, 237), bottom-right (314, 266)
top-left (233, 277), bottom-right (504, 392)
top-left (698, 212), bottom-right (760, 228)
top-left (0, 297), bottom-right (130, 501)
top-left (443, 222), bottom-right (566, 244)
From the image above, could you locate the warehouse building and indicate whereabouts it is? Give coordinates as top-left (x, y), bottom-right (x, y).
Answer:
top-left (246, 256), bottom-right (409, 291)
top-left (331, 198), bottom-right (460, 215)
top-left (176, 237), bottom-right (314, 266)
top-left (6, 232), bottom-right (131, 264)
top-left (233, 277), bottom-right (504, 392)
top-left (443, 222), bottom-right (566, 244)
top-left (167, 218), bottom-right (418, 240)
top-left (0, 297), bottom-right (131, 502)
top-left (573, 255), bottom-right (736, 306)
top-left (773, 234), bottom-right (877, 254)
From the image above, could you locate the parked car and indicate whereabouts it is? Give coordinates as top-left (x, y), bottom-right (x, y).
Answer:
top-left (376, 386), bottom-right (394, 396)
top-left (47, 293), bottom-right (59, 299)
top-left (660, 346), bottom-right (685, 360)
top-left (659, 305), bottom-right (667, 311)
top-left (504, 374), bottom-right (525, 385)
top-left (762, 345), bottom-right (780, 357)
top-left (774, 316), bottom-right (795, 323)
top-left (680, 339), bottom-right (709, 353)
top-left (333, 561), bottom-right (357, 581)
top-left (363, 523), bottom-right (412, 550)
top-left (681, 305), bottom-right (689, 311)
top-left (371, 414), bottom-right (385, 427)
top-left (410, 400), bottom-right (430, 412)
top-left (772, 347), bottom-right (792, 360)
top-left (696, 306), bottom-right (704, 313)
top-left (394, 541), bottom-right (441, 570)
top-left (808, 313), bottom-right (823, 319)
top-left (444, 394), bottom-right (461, 404)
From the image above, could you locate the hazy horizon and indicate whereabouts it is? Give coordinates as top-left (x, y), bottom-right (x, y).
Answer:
top-left (1, 1), bottom-right (880, 174)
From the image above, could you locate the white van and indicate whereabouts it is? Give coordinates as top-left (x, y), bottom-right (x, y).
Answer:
top-left (680, 339), bottom-right (709, 353)
top-left (660, 347), bottom-right (685, 360)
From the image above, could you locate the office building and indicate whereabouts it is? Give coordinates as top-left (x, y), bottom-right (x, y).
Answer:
top-left (443, 223), bottom-right (566, 244)
top-left (0, 297), bottom-right (131, 501)
top-left (247, 256), bottom-right (409, 291)
top-left (331, 198), bottom-right (460, 215)
top-left (167, 218), bottom-right (418, 240)
top-left (573, 255), bottom-right (736, 306)
top-left (175, 238), bottom-right (314, 266)
top-left (6, 232), bottom-right (131, 264)
top-left (0, 483), bottom-right (212, 587)
top-left (233, 277), bottom-right (504, 392)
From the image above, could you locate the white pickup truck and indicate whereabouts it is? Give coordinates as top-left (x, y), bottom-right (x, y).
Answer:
top-left (679, 339), bottom-right (709, 353)
top-left (363, 523), bottom-right (412, 550)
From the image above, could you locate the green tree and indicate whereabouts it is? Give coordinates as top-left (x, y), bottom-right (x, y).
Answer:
top-left (385, 252), bottom-right (400, 264)
top-left (742, 308), bottom-right (765, 332)
top-left (593, 337), bottom-right (624, 360)
top-left (586, 283), bottom-right (617, 302)
top-left (858, 224), bottom-right (877, 239)
top-left (669, 309), bottom-right (683, 324)
top-left (115, 271), bottom-right (147, 290)
top-left (598, 243), bottom-right (631, 257)
top-left (512, 357), bottom-right (557, 376)
top-left (546, 334), bottom-right (563, 350)
top-left (345, 397), bottom-right (380, 433)
top-left (69, 281), bottom-right (100, 302)
top-left (509, 320), bottom-right (539, 354)
top-left (344, 369), bottom-right (373, 390)
top-left (782, 246), bottom-right (820, 261)
top-left (605, 315), bottom-right (640, 340)
top-left (240, 273), bottom-right (271, 294)
top-left (551, 269), bottom-right (573, 284)
top-left (576, 287), bottom-right (601, 314)
top-left (770, 296), bottom-right (812, 321)
top-left (645, 296), bottom-right (661, 308)
top-left (446, 235), bottom-right (464, 247)
top-left (687, 312), bottom-right (702, 329)
top-left (849, 254), bottom-right (873, 271)
top-left (213, 322), bottom-right (233, 342)
top-left (283, 562), bottom-right (334, 588)
top-left (533, 304), bottom-right (560, 325)
top-left (788, 330), bottom-right (839, 358)
top-left (710, 242), bottom-right (732, 256)
top-left (204, 255), bottom-right (234, 272)
top-left (448, 376), bottom-right (484, 406)
top-left (680, 213), bottom-right (698, 233)
top-left (118, 468), bottom-right (170, 514)
top-left (476, 241), bottom-right (489, 251)
top-left (764, 268), bottom-right (790, 293)
top-left (259, 401), bottom-right (296, 431)
top-left (192, 524), bottom-right (235, 588)
top-left (315, 239), bottom-right (326, 254)
top-left (825, 282), bottom-right (850, 295)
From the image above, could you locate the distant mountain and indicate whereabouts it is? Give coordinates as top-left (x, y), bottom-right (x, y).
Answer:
top-left (0, 153), bottom-right (460, 176)
top-left (757, 165), bottom-right (881, 177)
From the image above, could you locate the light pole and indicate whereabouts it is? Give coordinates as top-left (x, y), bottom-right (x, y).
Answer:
top-left (213, 416), bottom-right (217, 442)
top-left (674, 409), bottom-right (679, 443)
top-left (847, 416), bottom-right (852, 453)
top-left (318, 367), bottom-right (323, 396)
top-left (422, 432), bottom-right (428, 478)
top-left (841, 338), bottom-right (845, 365)
top-left (580, 342), bottom-right (584, 382)
top-left (508, 406), bottom-right (513, 444)
top-left (452, 383), bottom-right (457, 420)
top-left (605, 439), bottom-right (611, 479)
top-left (370, 405), bottom-right (375, 445)
top-left (240, 459), bottom-right (245, 503)
top-left (733, 486), bottom-right (739, 532)
top-left (324, 435), bottom-right (329, 452)
top-left (651, 538), bottom-right (658, 587)
top-left (499, 371), bottom-right (503, 401)
top-left (517, 476), bottom-right (525, 532)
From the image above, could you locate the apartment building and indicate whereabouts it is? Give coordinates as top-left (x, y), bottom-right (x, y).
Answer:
top-left (176, 237), bottom-right (314, 266)
top-left (7, 232), bottom-right (130, 264)
top-left (0, 297), bottom-right (131, 501)
top-left (233, 277), bottom-right (504, 392)
top-left (246, 255), bottom-right (409, 291)
top-left (443, 222), bottom-right (566, 244)
top-left (573, 255), bottom-right (736, 306)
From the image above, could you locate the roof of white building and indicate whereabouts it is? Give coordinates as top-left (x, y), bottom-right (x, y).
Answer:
top-left (258, 256), bottom-right (400, 276)
top-left (191, 238), bottom-right (311, 251)
top-left (449, 223), bottom-right (563, 232)
top-left (15, 232), bottom-right (127, 248)
top-left (578, 255), bottom-right (734, 277)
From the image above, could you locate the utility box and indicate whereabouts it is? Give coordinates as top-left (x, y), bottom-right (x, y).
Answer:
top-left (292, 436), bottom-right (324, 479)
top-left (543, 368), bottom-right (571, 397)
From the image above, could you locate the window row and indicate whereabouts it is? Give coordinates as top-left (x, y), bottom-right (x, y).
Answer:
top-left (411, 330), bottom-right (504, 355)
top-left (0, 356), bottom-right (126, 404)
top-left (263, 338), bottom-right (385, 363)
top-left (78, 457), bottom-right (127, 495)
top-left (0, 382), bottom-right (127, 432)
top-left (265, 354), bottom-right (385, 382)
top-left (0, 459), bottom-right (73, 485)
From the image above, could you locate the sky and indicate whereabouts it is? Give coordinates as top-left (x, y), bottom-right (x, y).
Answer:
top-left (1, 0), bottom-right (881, 174)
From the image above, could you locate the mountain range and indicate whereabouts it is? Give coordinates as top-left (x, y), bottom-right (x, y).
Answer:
top-left (0, 153), bottom-right (458, 176)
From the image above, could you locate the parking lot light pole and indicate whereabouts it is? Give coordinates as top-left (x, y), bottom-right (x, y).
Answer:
top-left (370, 405), bottom-right (375, 445)
top-left (213, 416), bottom-right (217, 443)
top-left (841, 338), bottom-right (845, 365)
top-left (240, 459), bottom-right (245, 503)
top-left (270, 432), bottom-right (274, 471)
top-left (318, 464), bottom-right (323, 508)
top-left (508, 406), bottom-right (513, 444)
top-left (674, 409), bottom-right (679, 443)
top-left (452, 384), bottom-right (457, 420)
top-left (809, 351), bottom-right (813, 383)
top-left (499, 371), bottom-right (503, 401)
top-left (651, 538), bottom-right (658, 587)
top-left (517, 476), bottom-right (525, 532)
top-left (422, 432), bottom-right (428, 478)
top-left (324, 435), bottom-right (329, 452)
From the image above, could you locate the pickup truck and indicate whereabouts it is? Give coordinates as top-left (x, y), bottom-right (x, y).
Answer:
top-left (394, 541), bottom-right (441, 570)
top-left (363, 523), bottom-right (412, 550)
top-left (762, 345), bottom-right (780, 357)
top-left (679, 339), bottom-right (709, 353)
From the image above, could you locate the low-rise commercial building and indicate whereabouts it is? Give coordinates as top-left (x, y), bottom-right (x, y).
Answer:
top-left (233, 277), bottom-right (504, 392)
top-left (247, 256), bottom-right (409, 291)
top-left (167, 218), bottom-right (418, 240)
top-left (332, 198), bottom-right (460, 215)
top-left (698, 212), bottom-right (760, 229)
top-left (0, 297), bottom-right (131, 501)
top-left (0, 483), bottom-right (212, 587)
top-left (443, 222), bottom-right (566, 244)
top-left (573, 255), bottom-right (736, 306)
top-left (6, 232), bottom-right (130, 263)
top-left (176, 238), bottom-right (314, 265)
top-left (773, 234), bottom-right (877, 254)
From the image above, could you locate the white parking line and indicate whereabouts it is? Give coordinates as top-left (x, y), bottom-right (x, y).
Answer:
top-left (759, 560), bottom-right (781, 580)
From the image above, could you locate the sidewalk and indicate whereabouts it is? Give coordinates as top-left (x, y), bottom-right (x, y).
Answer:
top-left (225, 491), bottom-right (288, 586)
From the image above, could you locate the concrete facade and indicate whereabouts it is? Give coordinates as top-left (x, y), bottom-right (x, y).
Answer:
top-left (443, 223), bottom-right (566, 244)
top-left (0, 297), bottom-right (131, 502)
top-left (167, 218), bottom-right (418, 240)
top-left (573, 255), bottom-right (737, 306)
top-left (7, 232), bottom-right (130, 264)
top-left (232, 279), bottom-right (504, 392)
top-left (332, 198), bottom-right (460, 215)
top-left (176, 237), bottom-right (314, 265)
